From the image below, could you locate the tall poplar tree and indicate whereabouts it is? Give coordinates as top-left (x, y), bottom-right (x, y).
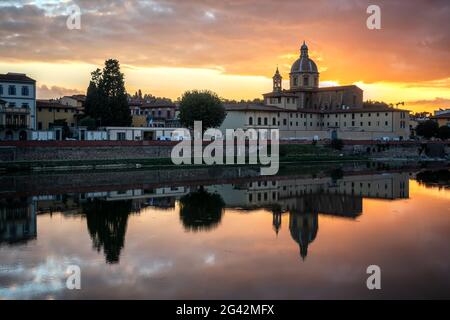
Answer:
top-left (84, 59), bottom-right (131, 127)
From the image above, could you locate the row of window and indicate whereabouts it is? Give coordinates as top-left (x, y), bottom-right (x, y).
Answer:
top-left (247, 183), bottom-right (399, 203)
top-left (0, 84), bottom-right (30, 97)
top-left (132, 109), bottom-right (172, 117)
top-left (4, 114), bottom-right (27, 126)
top-left (5, 102), bottom-right (29, 109)
top-left (292, 75), bottom-right (318, 87)
top-left (38, 107), bottom-right (78, 113)
top-left (248, 116), bottom-right (392, 128)
top-left (248, 117), bottom-right (277, 126)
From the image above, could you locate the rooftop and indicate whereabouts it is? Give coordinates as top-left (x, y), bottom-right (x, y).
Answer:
top-left (263, 85), bottom-right (363, 97)
top-left (65, 95), bottom-right (86, 102)
top-left (37, 99), bottom-right (81, 109)
top-left (224, 103), bottom-right (285, 112)
top-left (431, 113), bottom-right (450, 119)
top-left (0, 73), bottom-right (36, 84)
top-left (225, 103), bottom-right (408, 114)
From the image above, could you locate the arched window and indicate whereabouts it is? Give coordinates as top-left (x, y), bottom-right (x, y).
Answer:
top-left (257, 117), bottom-right (261, 125)
top-left (303, 76), bottom-right (309, 86)
top-left (264, 117), bottom-right (268, 125)
top-left (249, 117), bottom-right (253, 125)
top-left (293, 77), bottom-right (298, 86)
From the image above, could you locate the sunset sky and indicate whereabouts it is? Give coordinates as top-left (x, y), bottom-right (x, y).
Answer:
top-left (1, 0), bottom-right (449, 113)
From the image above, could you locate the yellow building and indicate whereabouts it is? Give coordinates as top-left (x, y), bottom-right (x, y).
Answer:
top-left (36, 100), bottom-right (83, 130)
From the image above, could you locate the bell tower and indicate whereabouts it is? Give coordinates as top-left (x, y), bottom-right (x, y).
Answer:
top-left (272, 66), bottom-right (282, 92)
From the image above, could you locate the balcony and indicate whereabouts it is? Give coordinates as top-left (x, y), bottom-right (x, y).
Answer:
top-left (0, 105), bottom-right (31, 115)
top-left (0, 106), bottom-right (31, 130)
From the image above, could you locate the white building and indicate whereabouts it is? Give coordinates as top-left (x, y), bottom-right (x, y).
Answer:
top-left (0, 73), bottom-right (37, 140)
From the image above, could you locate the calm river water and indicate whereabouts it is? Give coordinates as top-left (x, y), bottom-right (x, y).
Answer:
top-left (0, 164), bottom-right (449, 299)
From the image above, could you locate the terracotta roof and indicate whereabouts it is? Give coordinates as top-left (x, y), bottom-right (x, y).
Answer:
top-left (263, 91), bottom-right (299, 97)
top-left (263, 85), bottom-right (363, 97)
top-left (224, 103), bottom-right (408, 114)
top-left (37, 100), bottom-right (80, 109)
top-left (71, 95), bottom-right (86, 102)
top-left (323, 106), bottom-right (409, 114)
top-left (141, 100), bottom-right (176, 108)
top-left (316, 85), bottom-right (363, 92)
top-left (0, 73), bottom-right (36, 83)
top-left (224, 104), bottom-right (284, 112)
top-left (431, 114), bottom-right (450, 119)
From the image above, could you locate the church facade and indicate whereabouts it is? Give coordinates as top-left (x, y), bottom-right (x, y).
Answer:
top-left (220, 42), bottom-right (410, 141)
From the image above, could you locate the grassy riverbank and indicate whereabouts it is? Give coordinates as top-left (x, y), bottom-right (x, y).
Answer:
top-left (0, 144), bottom-right (365, 172)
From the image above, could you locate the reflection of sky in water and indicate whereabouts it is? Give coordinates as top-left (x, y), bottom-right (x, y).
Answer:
top-left (0, 257), bottom-right (75, 299)
top-left (0, 178), bottom-right (449, 299)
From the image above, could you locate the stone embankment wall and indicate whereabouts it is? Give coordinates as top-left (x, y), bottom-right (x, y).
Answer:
top-left (0, 141), bottom-right (176, 162)
top-left (0, 140), bottom-right (449, 162)
top-left (344, 143), bottom-right (450, 159)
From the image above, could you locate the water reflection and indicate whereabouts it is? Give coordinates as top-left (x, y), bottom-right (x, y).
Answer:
top-left (0, 166), bottom-right (449, 299)
top-left (0, 198), bottom-right (36, 245)
top-left (290, 213), bottom-right (318, 260)
top-left (1, 169), bottom-right (416, 261)
top-left (416, 169), bottom-right (450, 189)
top-left (179, 186), bottom-right (225, 232)
top-left (82, 199), bottom-right (133, 264)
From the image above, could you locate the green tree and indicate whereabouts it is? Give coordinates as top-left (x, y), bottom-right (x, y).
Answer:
top-left (79, 116), bottom-right (96, 130)
top-left (50, 119), bottom-right (71, 139)
top-left (84, 69), bottom-right (102, 122)
top-left (179, 187), bottom-right (225, 232)
top-left (84, 60), bottom-right (131, 127)
top-left (416, 120), bottom-right (439, 139)
top-left (438, 125), bottom-right (450, 140)
top-left (179, 90), bottom-right (226, 131)
top-left (82, 199), bottom-right (132, 264)
top-left (330, 138), bottom-right (344, 150)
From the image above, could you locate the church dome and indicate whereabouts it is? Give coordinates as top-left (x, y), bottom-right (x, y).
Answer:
top-left (290, 41), bottom-right (318, 74)
top-left (290, 57), bottom-right (318, 73)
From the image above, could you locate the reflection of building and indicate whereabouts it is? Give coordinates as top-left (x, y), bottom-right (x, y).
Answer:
top-left (0, 199), bottom-right (36, 244)
top-left (4, 171), bottom-right (412, 260)
top-left (208, 172), bottom-right (409, 260)
top-left (208, 172), bottom-right (410, 211)
top-left (0, 73), bottom-right (36, 140)
top-left (289, 213), bottom-right (318, 260)
top-left (34, 187), bottom-right (190, 216)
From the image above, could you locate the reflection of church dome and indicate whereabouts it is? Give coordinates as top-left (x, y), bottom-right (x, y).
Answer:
top-left (290, 41), bottom-right (318, 73)
top-left (289, 212), bottom-right (318, 260)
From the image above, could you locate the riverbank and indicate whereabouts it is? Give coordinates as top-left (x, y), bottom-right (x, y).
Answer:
top-left (0, 154), bottom-right (367, 173)
top-left (2, 161), bottom-right (448, 199)
top-left (0, 141), bottom-right (448, 172)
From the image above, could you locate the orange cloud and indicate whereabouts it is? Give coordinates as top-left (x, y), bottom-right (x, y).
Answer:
top-left (0, 0), bottom-right (448, 111)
